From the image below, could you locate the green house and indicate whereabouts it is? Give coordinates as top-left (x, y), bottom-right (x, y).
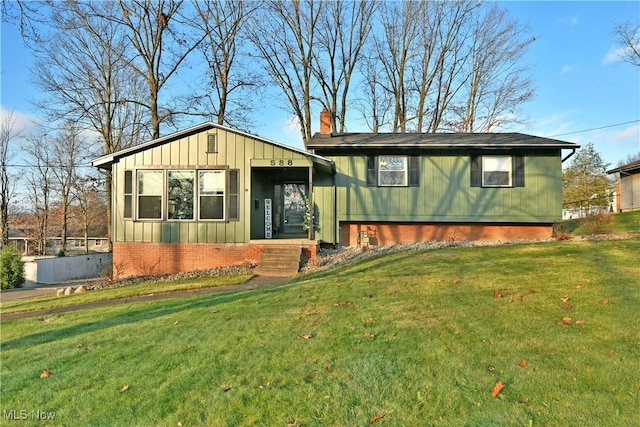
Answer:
top-left (93, 117), bottom-right (578, 278)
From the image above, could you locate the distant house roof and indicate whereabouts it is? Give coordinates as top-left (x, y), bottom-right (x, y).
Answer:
top-left (606, 159), bottom-right (640, 175)
top-left (92, 122), bottom-right (333, 169)
top-left (307, 132), bottom-right (579, 150)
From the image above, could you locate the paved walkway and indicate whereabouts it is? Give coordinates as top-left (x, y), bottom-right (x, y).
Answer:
top-left (0, 275), bottom-right (292, 321)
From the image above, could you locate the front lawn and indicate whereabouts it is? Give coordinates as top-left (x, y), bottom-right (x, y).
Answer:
top-left (1, 239), bottom-right (638, 426)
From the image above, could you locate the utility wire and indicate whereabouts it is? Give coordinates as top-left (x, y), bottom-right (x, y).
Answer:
top-left (548, 119), bottom-right (640, 137)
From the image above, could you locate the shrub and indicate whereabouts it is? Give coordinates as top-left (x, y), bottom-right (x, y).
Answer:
top-left (581, 214), bottom-right (613, 235)
top-left (553, 222), bottom-right (572, 241)
top-left (0, 246), bottom-right (25, 290)
top-left (57, 249), bottom-right (66, 257)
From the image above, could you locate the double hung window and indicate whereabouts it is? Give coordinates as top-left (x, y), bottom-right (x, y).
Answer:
top-left (470, 155), bottom-right (524, 188)
top-left (367, 155), bottom-right (419, 187)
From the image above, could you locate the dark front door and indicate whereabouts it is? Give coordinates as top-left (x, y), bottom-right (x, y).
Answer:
top-left (282, 182), bottom-right (307, 236)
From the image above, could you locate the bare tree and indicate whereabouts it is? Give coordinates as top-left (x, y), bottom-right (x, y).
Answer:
top-left (71, 175), bottom-right (103, 254)
top-left (48, 122), bottom-right (88, 252)
top-left (95, 0), bottom-right (209, 138)
top-left (247, 0), bottom-right (322, 147)
top-left (0, 110), bottom-right (21, 246)
top-left (313, 0), bottom-right (378, 133)
top-left (373, 1), bottom-right (421, 132)
top-left (25, 1), bottom-right (150, 251)
top-left (21, 132), bottom-right (54, 255)
top-left (192, 0), bottom-right (263, 129)
top-left (613, 20), bottom-right (640, 67)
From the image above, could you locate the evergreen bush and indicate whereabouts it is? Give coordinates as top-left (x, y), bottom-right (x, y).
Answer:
top-left (1, 246), bottom-right (25, 290)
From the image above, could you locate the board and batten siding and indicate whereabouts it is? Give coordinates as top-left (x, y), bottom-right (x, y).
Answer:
top-left (620, 173), bottom-right (640, 211)
top-left (112, 128), bottom-right (309, 244)
top-left (328, 151), bottom-right (562, 223)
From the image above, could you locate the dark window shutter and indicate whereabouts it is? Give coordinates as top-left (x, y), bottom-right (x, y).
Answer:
top-left (409, 156), bottom-right (420, 187)
top-left (229, 169), bottom-right (240, 220)
top-left (470, 156), bottom-right (481, 187)
top-left (514, 156), bottom-right (524, 187)
top-left (124, 170), bottom-right (132, 218)
top-left (366, 156), bottom-right (377, 186)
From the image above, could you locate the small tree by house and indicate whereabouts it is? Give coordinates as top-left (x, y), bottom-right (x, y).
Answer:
top-left (562, 142), bottom-right (613, 216)
top-left (1, 245), bottom-right (24, 289)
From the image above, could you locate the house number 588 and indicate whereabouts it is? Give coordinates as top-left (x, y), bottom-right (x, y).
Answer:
top-left (270, 159), bottom-right (294, 166)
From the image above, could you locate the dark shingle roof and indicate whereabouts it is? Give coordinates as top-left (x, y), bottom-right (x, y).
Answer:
top-left (606, 159), bottom-right (640, 175)
top-left (307, 132), bottom-right (579, 150)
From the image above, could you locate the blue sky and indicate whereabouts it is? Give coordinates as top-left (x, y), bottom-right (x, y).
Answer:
top-left (1, 1), bottom-right (639, 169)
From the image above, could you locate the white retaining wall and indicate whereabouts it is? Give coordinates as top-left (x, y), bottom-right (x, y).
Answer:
top-left (23, 253), bottom-right (112, 284)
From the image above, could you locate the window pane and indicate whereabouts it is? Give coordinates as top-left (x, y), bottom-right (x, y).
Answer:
top-left (124, 195), bottom-right (132, 218)
top-left (168, 170), bottom-right (194, 220)
top-left (138, 196), bottom-right (162, 219)
top-left (200, 196), bottom-right (224, 219)
top-left (138, 170), bottom-right (163, 195)
top-left (124, 170), bottom-right (132, 194)
top-left (138, 170), bottom-right (162, 219)
top-left (484, 171), bottom-right (510, 186)
top-left (482, 156), bottom-right (512, 187)
top-left (199, 170), bottom-right (225, 194)
top-left (378, 156), bottom-right (407, 186)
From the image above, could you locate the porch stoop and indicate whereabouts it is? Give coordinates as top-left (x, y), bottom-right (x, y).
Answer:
top-left (255, 245), bottom-right (302, 277)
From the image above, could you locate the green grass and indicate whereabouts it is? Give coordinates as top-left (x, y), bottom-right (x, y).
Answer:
top-left (562, 210), bottom-right (640, 235)
top-left (0, 274), bottom-right (253, 315)
top-left (1, 238), bottom-right (639, 426)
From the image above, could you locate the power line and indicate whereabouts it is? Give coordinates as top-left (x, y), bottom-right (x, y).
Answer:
top-left (548, 119), bottom-right (640, 137)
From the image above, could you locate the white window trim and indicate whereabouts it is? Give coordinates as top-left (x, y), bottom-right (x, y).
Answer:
top-left (137, 169), bottom-right (164, 220)
top-left (482, 155), bottom-right (512, 187)
top-left (378, 155), bottom-right (408, 187)
top-left (198, 169), bottom-right (227, 221)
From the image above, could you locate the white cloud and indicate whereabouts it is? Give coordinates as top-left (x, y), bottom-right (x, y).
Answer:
top-left (560, 64), bottom-right (580, 75)
top-left (603, 43), bottom-right (640, 64)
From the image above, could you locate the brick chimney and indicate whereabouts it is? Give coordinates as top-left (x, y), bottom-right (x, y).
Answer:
top-left (320, 109), bottom-right (331, 134)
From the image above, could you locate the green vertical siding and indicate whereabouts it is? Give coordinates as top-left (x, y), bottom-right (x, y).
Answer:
top-left (112, 127), bottom-right (312, 244)
top-left (327, 151), bottom-right (562, 223)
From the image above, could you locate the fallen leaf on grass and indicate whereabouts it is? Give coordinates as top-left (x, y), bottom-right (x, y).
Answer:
top-left (370, 414), bottom-right (385, 423)
top-left (76, 343), bottom-right (83, 348)
top-left (493, 291), bottom-right (502, 299)
top-left (576, 284), bottom-right (586, 289)
top-left (210, 310), bottom-right (218, 314)
top-left (223, 386), bottom-right (232, 392)
top-left (298, 333), bottom-right (314, 340)
top-left (225, 315), bottom-right (233, 321)
top-left (603, 298), bottom-right (609, 305)
top-left (575, 319), bottom-right (587, 324)
top-left (557, 316), bottom-right (572, 325)
top-left (560, 295), bottom-right (570, 302)
top-left (40, 369), bottom-right (52, 378)
top-left (364, 332), bottom-right (375, 340)
top-left (491, 381), bottom-right (504, 398)
top-left (119, 384), bottom-right (129, 393)
top-left (561, 304), bottom-right (574, 310)
top-left (519, 359), bottom-right (528, 368)
top-left (173, 320), bottom-right (178, 326)
top-left (452, 277), bottom-right (460, 285)
top-left (334, 301), bottom-right (354, 307)
top-left (528, 288), bottom-right (536, 294)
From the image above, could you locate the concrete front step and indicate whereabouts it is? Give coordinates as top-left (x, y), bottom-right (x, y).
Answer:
top-left (256, 245), bottom-right (302, 277)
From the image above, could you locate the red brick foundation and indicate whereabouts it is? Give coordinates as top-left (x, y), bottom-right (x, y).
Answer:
top-left (112, 242), bottom-right (318, 279)
top-left (341, 222), bottom-right (553, 247)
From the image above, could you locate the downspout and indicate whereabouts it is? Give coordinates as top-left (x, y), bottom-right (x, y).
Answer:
top-left (562, 148), bottom-right (576, 163)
